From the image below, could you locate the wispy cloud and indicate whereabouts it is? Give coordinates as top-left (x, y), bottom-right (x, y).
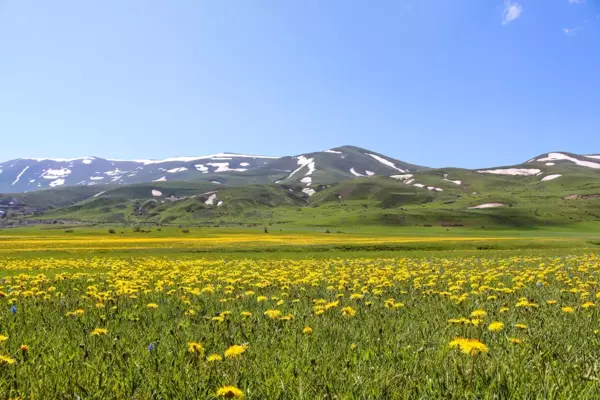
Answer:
top-left (568, 0), bottom-right (584, 4)
top-left (503, 1), bottom-right (523, 25)
top-left (563, 26), bottom-right (584, 35)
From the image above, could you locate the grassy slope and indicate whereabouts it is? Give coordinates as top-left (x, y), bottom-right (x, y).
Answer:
top-left (4, 161), bottom-right (600, 228)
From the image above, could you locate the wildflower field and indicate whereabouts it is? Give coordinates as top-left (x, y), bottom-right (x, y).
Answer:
top-left (1, 228), bottom-right (600, 398)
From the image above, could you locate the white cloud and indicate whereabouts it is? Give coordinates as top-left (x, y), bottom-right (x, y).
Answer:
top-left (563, 26), bottom-right (583, 35)
top-left (503, 1), bottom-right (523, 25)
top-left (568, 0), bottom-right (584, 4)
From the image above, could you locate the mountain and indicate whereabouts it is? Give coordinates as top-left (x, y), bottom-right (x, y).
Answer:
top-left (0, 146), bottom-right (423, 194)
top-left (1, 148), bottom-right (600, 229)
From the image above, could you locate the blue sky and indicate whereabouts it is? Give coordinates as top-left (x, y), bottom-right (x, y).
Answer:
top-left (0, 0), bottom-right (598, 168)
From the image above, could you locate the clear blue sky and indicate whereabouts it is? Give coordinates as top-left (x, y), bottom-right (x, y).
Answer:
top-left (1, 0), bottom-right (599, 168)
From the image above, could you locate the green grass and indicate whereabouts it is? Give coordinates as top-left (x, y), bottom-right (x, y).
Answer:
top-left (1, 247), bottom-right (600, 398)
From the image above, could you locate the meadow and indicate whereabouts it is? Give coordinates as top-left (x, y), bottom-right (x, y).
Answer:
top-left (1, 227), bottom-right (600, 399)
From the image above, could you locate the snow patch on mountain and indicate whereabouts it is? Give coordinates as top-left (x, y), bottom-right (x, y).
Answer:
top-left (537, 153), bottom-right (600, 169)
top-left (49, 178), bottom-right (65, 187)
top-left (350, 168), bottom-right (365, 177)
top-left (391, 174), bottom-right (413, 180)
top-left (12, 166), bottom-right (29, 186)
top-left (443, 178), bottom-right (462, 185)
top-left (302, 188), bottom-right (316, 196)
top-left (42, 168), bottom-right (72, 180)
top-left (167, 167), bottom-right (188, 173)
top-left (205, 194), bottom-right (217, 205)
top-left (152, 190), bottom-right (163, 197)
top-left (286, 156), bottom-right (315, 180)
top-left (469, 203), bottom-right (504, 209)
top-left (541, 174), bottom-right (562, 182)
top-left (478, 168), bottom-right (541, 176)
top-left (207, 162), bottom-right (247, 172)
top-left (366, 153), bottom-right (406, 172)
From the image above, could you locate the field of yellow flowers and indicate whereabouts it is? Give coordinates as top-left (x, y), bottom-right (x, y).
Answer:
top-left (1, 249), bottom-right (600, 399)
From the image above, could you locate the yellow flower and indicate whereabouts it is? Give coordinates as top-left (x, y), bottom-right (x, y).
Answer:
top-left (278, 314), bottom-right (294, 321)
top-left (515, 324), bottom-right (527, 329)
top-left (470, 310), bottom-right (487, 318)
top-left (0, 355), bottom-right (16, 365)
top-left (303, 326), bottom-right (313, 334)
top-left (188, 342), bottom-right (205, 356)
top-left (325, 301), bottom-right (339, 310)
top-left (256, 296), bottom-right (267, 302)
top-left (350, 343), bottom-right (358, 350)
top-left (561, 306), bottom-right (575, 313)
top-left (147, 303), bottom-right (159, 310)
top-left (449, 337), bottom-right (488, 356)
top-left (342, 306), bottom-right (356, 317)
top-left (488, 321), bottom-right (504, 332)
top-left (216, 385), bottom-right (244, 398)
top-left (264, 309), bottom-right (281, 319)
top-left (547, 300), bottom-right (557, 305)
top-left (20, 345), bottom-right (29, 353)
top-left (0, 335), bottom-right (8, 342)
top-left (499, 307), bottom-right (509, 313)
top-left (90, 328), bottom-right (108, 336)
top-left (582, 302), bottom-right (595, 309)
top-left (224, 344), bottom-right (247, 359)
top-left (508, 338), bottom-right (522, 344)
top-left (240, 311), bottom-right (252, 318)
top-left (207, 354), bottom-right (222, 362)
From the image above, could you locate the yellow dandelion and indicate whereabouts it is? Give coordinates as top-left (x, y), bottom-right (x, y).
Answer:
top-left (488, 321), bottom-right (504, 332)
top-left (470, 309), bottom-right (487, 318)
top-left (547, 300), bottom-right (557, 305)
top-left (207, 354), bottom-right (223, 362)
top-left (582, 302), bottom-right (595, 309)
top-left (303, 326), bottom-right (313, 334)
top-left (0, 355), bottom-right (16, 365)
top-left (216, 385), bottom-right (244, 398)
top-left (0, 335), bottom-right (8, 342)
top-left (342, 306), bottom-right (356, 317)
top-left (508, 338), bottom-right (522, 344)
top-left (224, 344), bottom-right (247, 359)
top-left (90, 328), bottom-right (108, 336)
top-left (515, 324), bottom-right (527, 329)
top-left (147, 303), bottom-right (159, 310)
top-left (188, 342), bottom-right (205, 356)
top-left (264, 309), bottom-right (281, 319)
top-left (449, 337), bottom-right (488, 356)
top-left (20, 345), bottom-right (29, 353)
top-left (240, 311), bottom-right (252, 318)
top-left (561, 306), bottom-right (575, 313)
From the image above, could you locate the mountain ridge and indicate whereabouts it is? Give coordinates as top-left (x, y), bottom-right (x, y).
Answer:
top-left (0, 146), bottom-right (424, 194)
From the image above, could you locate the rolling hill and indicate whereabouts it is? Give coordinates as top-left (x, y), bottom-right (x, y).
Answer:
top-left (1, 148), bottom-right (599, 228)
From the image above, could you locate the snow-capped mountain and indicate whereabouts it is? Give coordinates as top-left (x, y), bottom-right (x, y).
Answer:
top-left (0, 146), bottom-right (423, 193)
